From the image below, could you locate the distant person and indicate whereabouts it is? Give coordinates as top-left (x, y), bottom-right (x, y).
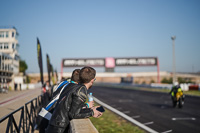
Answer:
top-left (46, 66), bottom-right (103, 133)
top-left (169, 84), bottom-right (183, 99)
top-left (169, 84), bottom-right (185, 108)
top-left (14, 83), bottom-right (17, 91)
top-left (45, 81), bottom-right (51, 96)
top-left (42, 83), bottom-right (46, 94)
top-left (19, 84), bottom-right (22, 91)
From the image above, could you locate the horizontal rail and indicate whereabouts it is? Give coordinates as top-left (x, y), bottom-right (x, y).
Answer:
top-left (0, 106), bottom-right (23, 122)
top-left (25, 97), bottom-right (37, 105)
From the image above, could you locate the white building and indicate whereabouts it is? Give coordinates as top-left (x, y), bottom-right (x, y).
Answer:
top-left (0, 27), bottom-right (20, 89)
top-left (0, 27), bottom-right (20, 74)
top-left (0, 53), bottom-right (13, 84)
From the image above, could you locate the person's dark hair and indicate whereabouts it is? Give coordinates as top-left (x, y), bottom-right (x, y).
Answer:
top-left (61, 77), bottom-right (66, 81)
top-left (79, 66), bottom-right (96, 83)
top-left (71, 69), bottom-right (80, 83)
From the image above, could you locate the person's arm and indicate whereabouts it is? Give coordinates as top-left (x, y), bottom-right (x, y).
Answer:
top-left (81, 104), bottom-right (88, 109)
top-left (82, 101), bottom-right (94, 109)
top-left (68, 86), bottom-right (94, 119)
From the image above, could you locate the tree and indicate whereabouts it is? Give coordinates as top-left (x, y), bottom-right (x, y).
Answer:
top-left (150, 79), bottom-right (155, 83)
top-left (26, 76), bottom-right (30, 83)
top-left (161, 78), bottom-right (168, 83)
top-left (19, 60), bottom-right (28, 74)
top-left (178, 77), bottom-right (184, 84)
top-left (161, 77), bottom-right (173, 84)
top-left (168, 77), bottom-right (173, 84)
top-left (178, 77), bottom-right (194, 84)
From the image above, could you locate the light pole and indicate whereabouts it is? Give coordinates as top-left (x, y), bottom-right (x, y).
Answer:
top-left (171, 36), bottom-right (176, 85)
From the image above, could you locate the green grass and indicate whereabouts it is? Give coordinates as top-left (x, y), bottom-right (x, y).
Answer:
top-left (183, 90), bottom-right (200, 96)
top-left (90, 105), bottom-right (145, 133)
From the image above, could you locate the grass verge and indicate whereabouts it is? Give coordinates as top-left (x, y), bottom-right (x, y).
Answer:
top-left (90, 104), bottom-right (145, 133)
top-left (183, 90), bottom-right (200, 96)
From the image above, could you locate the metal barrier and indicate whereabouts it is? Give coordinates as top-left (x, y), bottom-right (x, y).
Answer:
top-left (25, 98), bottom-right (39, 132)
top-left (0, 95), bottom-right (44, 133)
top-left (0, 106), bottom-right (24, 133)
top-left (0, 91), bottom-right (99, 133)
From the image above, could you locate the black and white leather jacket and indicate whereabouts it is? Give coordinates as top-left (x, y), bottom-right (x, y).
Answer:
top-left (46, 83), bottom-right (94, 133)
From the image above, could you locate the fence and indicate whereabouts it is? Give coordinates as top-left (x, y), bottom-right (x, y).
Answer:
top-left (0, 95), bottom-right (44, 133)
top-left (0, 89), bottom-right (98, 133)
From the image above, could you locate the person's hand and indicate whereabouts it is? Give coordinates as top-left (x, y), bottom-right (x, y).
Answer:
top-left (87, 101), bottom-right (94, 108)
top-left (92, 106), bottom-right (103, 118)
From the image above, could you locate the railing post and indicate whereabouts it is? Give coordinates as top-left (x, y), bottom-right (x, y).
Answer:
top-left (22, 107), bottom-right (25, 133)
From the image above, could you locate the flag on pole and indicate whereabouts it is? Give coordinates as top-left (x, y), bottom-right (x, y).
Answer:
top-left (46, 54), bottom-right (51, 86)
top-left (51, 64), bottom-right (55, 84)
top-left (55, 69), bottom-right (58, 83)
top-left (37, 38), bottom-right (44, 85)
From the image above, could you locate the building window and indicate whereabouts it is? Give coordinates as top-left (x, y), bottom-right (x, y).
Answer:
top-left (14, 55), bottom-right (20, 61)
top-left (0, 43), bottom-right (3, 49)
top-left (0, 56), bottom-right (1, 69)
top-left (4, 43), bottom-right (9, 49)
top-left (6, 32), bottom-right (9, 38)
top-left (5, 64), bottom-right (7, 70)
top-left (12, 32), bottom-right (15, 38)
top-left (12, 43), bottom-right (15, 49)
top-left (0, 32), bottom-right (4, 38)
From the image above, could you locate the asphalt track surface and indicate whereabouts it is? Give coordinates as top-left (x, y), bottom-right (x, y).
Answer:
top-left (89, 85), bottom-right (200, 133)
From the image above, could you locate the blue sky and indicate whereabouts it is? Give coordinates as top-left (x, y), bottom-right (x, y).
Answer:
top-left (1, 0), bottom-right (200, 73)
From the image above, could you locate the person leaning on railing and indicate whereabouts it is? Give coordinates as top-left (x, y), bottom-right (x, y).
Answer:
top-left (37, 69), bottom-right (94, 133)
top-left (45, 66), bottom-right (103, 133)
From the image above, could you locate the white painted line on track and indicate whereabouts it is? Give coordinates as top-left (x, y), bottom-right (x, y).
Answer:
top-left (123, 111), bottom-right (130, 114)
top-left (143, 121), bottom-right (154, 125)
top-left (94, 97), bottom-right (159, 133)
top-left (172, 117), bottom-right (196, 121)
top-left (161, 129), bottom-right (173, 133)
top-left (132, 115), bottom-right (140, 118)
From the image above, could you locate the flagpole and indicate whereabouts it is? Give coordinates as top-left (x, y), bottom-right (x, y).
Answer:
top-left (37, 38), bottom-right (44, 85)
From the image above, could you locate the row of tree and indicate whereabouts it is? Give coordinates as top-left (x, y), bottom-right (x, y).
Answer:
top-left (161, 77), bottom-right (194, 84)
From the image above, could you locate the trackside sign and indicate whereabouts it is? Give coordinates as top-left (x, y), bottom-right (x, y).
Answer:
top-left (115, 57), bottom-right (157, 66)
top-left (63, 58), bottom-right (105, 67)
top-left (62, 57), bottom-right (157, 67)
